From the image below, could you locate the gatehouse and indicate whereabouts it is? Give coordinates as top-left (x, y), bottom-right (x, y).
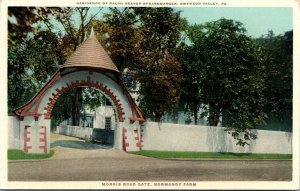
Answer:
top-left (13, 29), bottom-right (144, 153)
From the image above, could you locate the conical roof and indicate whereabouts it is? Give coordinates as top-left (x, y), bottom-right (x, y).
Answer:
top-left (61, 28), bottom-right (119, 73)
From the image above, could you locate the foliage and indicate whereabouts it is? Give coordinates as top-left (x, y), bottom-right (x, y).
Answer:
top-left (8, 30), bottom-right (63, 114)
top-left (8, 8), bottom-right (64, 115)
top-left (183, 19), bottom-right (266, 145)
top-left (82, 87), bottom-right (105, 111)
top-left (133, 8), bottom-right (183, 121)
top-left (8, 7), bottom-right (61, 45)
top-left (101, 7), bottom-right (185, 121)
top-left (8, 149), bottom-right (54, 160)
top-left (180, 40), bottom-right (204, 125)
top-left (256, 31), bottom-right (293, 131)
top-left (103, 8), bottom-right (140, 72)
top-left (130, 150), bottom-right (292, 159)
top-left (51, 90), bottom-right (75, 125)
top-left (21, 30), bottom-right (63, 85)
top-left (99, 8), bottom-right (140, 92)
top-left (137, 53), bottom-right (182, 121)
top-left (53, 7), bottom-right (102, 51)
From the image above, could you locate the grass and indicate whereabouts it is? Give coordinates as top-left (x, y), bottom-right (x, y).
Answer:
top-left (8, 149), bottom-right (54, 160)
top-left (129, 150), bottom-right (292, 160)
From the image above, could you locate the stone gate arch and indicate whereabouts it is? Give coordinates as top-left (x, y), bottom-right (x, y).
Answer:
top-left (43, 71), bottom-right (127, 123)
top-left (14, 29), bottom-right (144, 153)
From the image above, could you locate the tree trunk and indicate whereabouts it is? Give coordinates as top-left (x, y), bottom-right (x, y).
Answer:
top-left (194, 107), bottom-right (198, 125)
top-left (154, 112), bottom-right (163, 122)
top-left (72, 87), bottom-right (82, 126)
top-left (208, 103), bottom-right (220, 126)
top-left (71, 28), bottom-right (86, 126)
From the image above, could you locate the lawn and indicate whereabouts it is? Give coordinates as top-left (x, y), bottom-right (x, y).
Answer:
top-left (8, 149), bottom-right (54, 160)
top-left (129, 150), bottom-right (292, 160)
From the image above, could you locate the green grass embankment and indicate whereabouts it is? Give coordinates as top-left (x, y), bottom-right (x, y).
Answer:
top-left (8, 149), bottom-right (54, 160)
top-left (129, 150), bottom-right (292, 160)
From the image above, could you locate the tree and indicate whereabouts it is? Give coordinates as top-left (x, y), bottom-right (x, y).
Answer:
top-left (256, 30), bottom-right (293, 131)
top-left (99, 7), bottom-right (184, 121)
top-left (132, 8), bottom-right (183, 121)
top-left (180, 26), bottom-right (203, 124)
top-left (138, 53), bottom-right (182, 121)
top-left (183, 19), bottom-right (266, 145)
top-left (8, 7), bottom-right (55, 45)
top-left (102, 7), bottom-right (140, 72)
top-left (8, 30), bottom-right (64, 114)
top-left (8, 8), bottom-right (65, 116)
top-left (97, 8), bottom-right (141, 92)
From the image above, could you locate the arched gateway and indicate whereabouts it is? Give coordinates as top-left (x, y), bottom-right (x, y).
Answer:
top-left (14, 29), bottom-right (144, 153)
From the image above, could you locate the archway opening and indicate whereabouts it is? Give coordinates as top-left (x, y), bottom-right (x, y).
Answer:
top-left (50, 86), bottom-right (119, 149)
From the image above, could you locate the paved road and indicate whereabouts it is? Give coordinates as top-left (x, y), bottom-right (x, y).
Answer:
top-left (8, 134), bottom-right (292, 181)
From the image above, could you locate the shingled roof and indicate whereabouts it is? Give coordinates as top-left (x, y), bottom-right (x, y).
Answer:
top-left (61, 28), bottom-right (120, 73)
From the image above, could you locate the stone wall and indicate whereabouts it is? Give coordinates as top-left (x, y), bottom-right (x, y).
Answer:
top-left (141, 122), bottom-right (292, 154)
top-left (8, 117), bottom-right (292, 154)
top-left (8, 116), bottom-right (20, 149)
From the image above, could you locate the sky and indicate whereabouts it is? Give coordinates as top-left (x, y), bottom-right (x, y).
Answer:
top-left (175, 7), bottom-right (293, 38)
top-left (90, 7), bottom-right (292, 38)
top-left (37, 7), bottom-right (293, 39)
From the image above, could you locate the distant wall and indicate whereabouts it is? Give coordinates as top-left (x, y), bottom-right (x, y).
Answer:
top-left (57, 125), bottom-right (93, 140)
top-left (141, 122), bottom-right (292, 154)
top-left (57, 125), bottom-right (115, 145)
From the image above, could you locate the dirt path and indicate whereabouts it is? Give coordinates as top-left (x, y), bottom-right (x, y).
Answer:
top-left (50, 133), bottom-right (136, 160)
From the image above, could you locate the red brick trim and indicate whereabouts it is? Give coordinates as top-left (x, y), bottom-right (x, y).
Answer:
top-left (122, 128), bottom-right (129, 152)
top-left (44, 77), bottom-right (125, 122)
top-left (134, 129), bottom-right (141, 150)
top-left (116, 75), bottom-right (145, 123)
top-left (39, 126), bottom-right (47, 153)
top-left (140, 125), bottom-right (145, 148)
top-left (24, 125), bottom-right (32, 153)
top-left (129, 117), bottom-right (145, 124)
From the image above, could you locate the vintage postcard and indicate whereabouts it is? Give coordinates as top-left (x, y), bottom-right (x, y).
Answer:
top-left (0, 0), bottom-right (299, 190)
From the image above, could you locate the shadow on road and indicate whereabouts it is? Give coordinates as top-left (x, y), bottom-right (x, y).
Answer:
top-left (51, 140), bottom-right (113, 150)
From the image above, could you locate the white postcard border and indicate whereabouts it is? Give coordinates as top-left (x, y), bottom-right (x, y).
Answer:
top-left (0, 0), bottom-right (299, 190)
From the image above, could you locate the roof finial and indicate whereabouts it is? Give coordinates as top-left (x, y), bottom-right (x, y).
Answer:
top-left (90, 27), bottom-right (95, 36)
